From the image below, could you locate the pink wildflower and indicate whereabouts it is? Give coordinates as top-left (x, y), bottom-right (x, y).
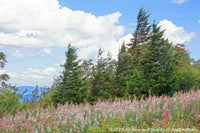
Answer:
top-left (193, 105), bottom-right (195, 110)
top-left (153, 118), bottom-right (159, 122)
top-left (162, 113), bottom-right (166, 117)
top-left (162, 113), bottom-right (166, 120)
top-left (135, 126), bottom-right (137, 129)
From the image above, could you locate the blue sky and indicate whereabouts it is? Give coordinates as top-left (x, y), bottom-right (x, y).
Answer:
top-left (0, 0), bottom-right (199, 87)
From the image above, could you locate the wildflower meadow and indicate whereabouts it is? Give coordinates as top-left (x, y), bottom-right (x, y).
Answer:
top-left (0, 89), bottom-right (199, 133)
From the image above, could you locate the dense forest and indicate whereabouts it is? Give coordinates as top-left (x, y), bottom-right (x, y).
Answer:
top-left (1, 8), bottom-right (200, 117)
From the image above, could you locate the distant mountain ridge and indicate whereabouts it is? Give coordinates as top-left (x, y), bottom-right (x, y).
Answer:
top-left (17, 86), bottom-right (47, 102)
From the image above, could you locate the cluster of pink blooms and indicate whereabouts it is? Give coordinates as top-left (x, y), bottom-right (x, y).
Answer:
top-left (153, 108), bottom-right (170, 128)
top-left (0, 89), bottom-right (199, 132)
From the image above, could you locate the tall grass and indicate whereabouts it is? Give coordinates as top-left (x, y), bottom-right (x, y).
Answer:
top-left (0, 90), bottom-right (199, 132)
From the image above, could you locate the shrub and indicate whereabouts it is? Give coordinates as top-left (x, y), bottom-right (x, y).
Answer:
top-left (0, 88), bottom-right (21, 118)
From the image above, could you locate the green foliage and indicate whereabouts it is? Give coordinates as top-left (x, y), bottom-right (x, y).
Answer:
top-left (129, 8), bottom-right (151, 48)
top-left (0, 52), bottom-right (7, 69)
top-left (116, 44), bottom-right (133, 97)
top-left (89, 117), bottom-right (130, 133)
top-left (0, 52), bottom-right (24, 118)
top-left (38, 88), bottom-right (53, 108)
top-left (118, 8), bottom-right (152, 99)
top-left (88, 49), bottom-right (116, 104)
top-left (51, 44), bottom-right (88, 105)
top-left (177, 68), bottom-right (196, 92)
top-left (0, 87), bottom-right (21, 118)
top-left (117, 9), bottom-right (197, 99)
top-left (191, 60), bottom-right (200, 89)
top-left (140, 22), bottom-right (180, 97)
top-left (126, 69), bottom-right (144, 99)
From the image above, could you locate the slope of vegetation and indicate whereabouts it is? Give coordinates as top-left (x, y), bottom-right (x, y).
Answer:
top-left (0, 8), bottom-right (200, 132)
top-left (0, 90), bottom-right (199, 132)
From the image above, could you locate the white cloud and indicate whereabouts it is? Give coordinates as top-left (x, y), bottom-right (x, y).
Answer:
top-left (8, 67), bottom-right (58, 86)
top-left (21, 68), bottom-right (44, 80)
top-left (7, 72), bottom-right (19, 78)
top-left (198, 20), bottom-right (200, 24)
top-left (118, 33), bottom-right (132, 45)
top-left (41, 48), bottom-right (51, 55)
top-left (10, 49), bottom-right (35, 59)
top-left (117, 20), bottom-right (195, 49)
top-left (0, 0), bottom-right (124, 60)
top-left (41, 67), bottom-right (57, 75)
top-left (171, 0), bottom-right (189, 4)
top-left (158, 19), bottom-right (195, 44)
top-left (12, 50), bottom-right (23, 58)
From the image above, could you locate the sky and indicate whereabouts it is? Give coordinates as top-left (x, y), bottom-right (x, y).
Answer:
top-left (0, 0), bottom-right (199, 87)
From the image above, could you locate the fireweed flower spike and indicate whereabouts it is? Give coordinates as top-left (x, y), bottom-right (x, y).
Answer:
top-left (0, 90), bottom-right (199, 132)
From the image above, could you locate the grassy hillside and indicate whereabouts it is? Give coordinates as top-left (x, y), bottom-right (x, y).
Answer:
top-left (0, 89), bottom-right (199, 133)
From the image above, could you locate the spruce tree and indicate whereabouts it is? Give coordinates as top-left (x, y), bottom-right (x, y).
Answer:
top-left (131, 8), bottom-right (151, 47)
top-left (141, 22), bottom-right (179, 97)
top-left (123, 8), bottom-right (151, 99)
top-left (116, 8), bottom-right (196, 99)
top-left (0, 52), bottom-right (9, 87)
top-left (51, 44), bottom-right (87, 105)
top-left (88, 49), bottom-right (116, 104)
top-left (116, 43), bottom-right (133, 97)
top-left (128, 7), bottom-right (151, 63)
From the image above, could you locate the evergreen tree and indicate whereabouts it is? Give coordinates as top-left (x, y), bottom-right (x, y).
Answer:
top-left (126, 69), bottom-right (145, 99)
top-left (128, 8), bottom-right (151, 65)
top-left (80, 59), bottom-right (94, 100)
top-left (121, 8), bottom-right (151, 99)
top-left (51, 44), bottom-right (87, 105)
top-left (81, 59), bottom-right (94, 80)
top-left (141, 22), bottom-right (179, 97)
top-left (129, 8), bottom-right (151, 48)
top-left (31, 85), bottom-right (40, 102)
top-left (88, 49), bottom-right (116, 104)
top-left (0, 52), bottom-right (9, 87)
top-left (116, 43), bottom-right (133, 97)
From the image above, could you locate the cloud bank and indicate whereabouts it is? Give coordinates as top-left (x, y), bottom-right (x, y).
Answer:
top-left (0, 0), bottom-right (124, 59)
top-left (158, 19), bottom-right (195, 44)
top-left (119, 19), bottom-right (195, 47)
top-left (8, 67), bottom-right (57, 86)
